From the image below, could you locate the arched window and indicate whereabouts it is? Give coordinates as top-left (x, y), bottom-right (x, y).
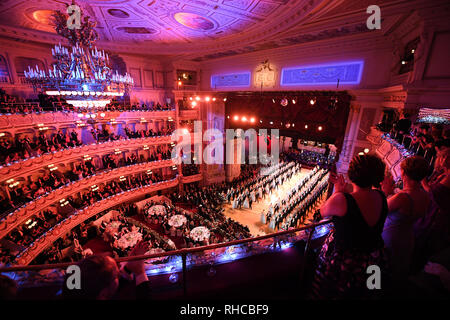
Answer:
top-left (14, 57), bottom-right (45, 82)
top-left (0, 55), bottom-right (10, 83)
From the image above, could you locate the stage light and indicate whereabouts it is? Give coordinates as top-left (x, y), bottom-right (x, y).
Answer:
top-left (189, 97), bottom-right (193, 100)
top-left (212, 97), bottom-right (216, 101)
top-left (305, 125), bottom-right (308, 129)
top-left (401, 61), bottom-right (406, 65)
top-left (242, 116), bottom-right (247, 122)
top-left (364, 148), bottom-right (370, 154)
top-left (310, 98), bottom-right (316, 105)
top-left (292, 123), bottom-right (295, 127)
top-left (250, 117), bottom-right (255, 123)
top-left (100, 113), bottom-right (105, 117)
top-left (205, 97), bottom-right (210, 102)
top-left (411, 49), bottom-right (415, 54)
top-left (272, 99), bottom-right (276, 104)
top-left (292, 99), bottom-right (296, 104)
top-left (260, 120), bottom-right (263, 124)
top-left (182, 128), bottom-right (189, 134)
top-left (358, 152), bottom-right (365, 156)
top-left (178, 81), bottom-right (182, 86)
top-left (191, 101), bottom-right (197, 107)
top-left (224, 98), bottom-right (227, 102)
top-left (270, 121), bottom-right (273, 125)
top-left (227, 115), bottom-right (230, 119)
top-left (318, 126), bottom-right (323, 131)
top-left (195, 96), bottom-right (200, 101)
top-left (234, 115), bottom-right (239, 121)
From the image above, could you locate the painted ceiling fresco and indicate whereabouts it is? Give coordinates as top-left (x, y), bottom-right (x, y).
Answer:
top-left (0, 0), bottom-right (413, 59)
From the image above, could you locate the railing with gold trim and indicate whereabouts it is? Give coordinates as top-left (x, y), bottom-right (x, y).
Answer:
top-left (0, 110), bottom-right (176, 128)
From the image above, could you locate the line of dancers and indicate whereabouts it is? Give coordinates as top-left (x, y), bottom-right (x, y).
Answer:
top-left (261, 166), bottom-right (329, 231)
top-left (226, 161), bottom-right (299, 210)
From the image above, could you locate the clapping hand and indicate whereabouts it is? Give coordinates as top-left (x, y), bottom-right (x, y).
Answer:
top-left (330, 173), bottom-right (347, 193)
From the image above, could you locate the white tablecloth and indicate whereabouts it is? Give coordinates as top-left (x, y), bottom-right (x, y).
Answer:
top-left (168, 215), bottom-right (187, 228)
top-left (116, 231), bottom-right (143, 250)
top-left (146, 205), bottom-right (166, 216)
top-left (190, 226), bottom-right (210, 242)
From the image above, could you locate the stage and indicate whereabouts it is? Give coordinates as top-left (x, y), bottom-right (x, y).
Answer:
top-left (222, 168), bottom-right (316, 237)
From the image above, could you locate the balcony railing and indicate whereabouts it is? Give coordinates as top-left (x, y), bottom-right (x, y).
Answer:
top-left (0, 219), bottom-right (332, 297)
top-left (180, 173), bottom-right (203, 184)
top-left (0, 108), bottom-right (176, 125)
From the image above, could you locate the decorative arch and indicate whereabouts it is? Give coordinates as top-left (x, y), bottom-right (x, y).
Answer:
top-left (0, 54), bottom-right (10, 83)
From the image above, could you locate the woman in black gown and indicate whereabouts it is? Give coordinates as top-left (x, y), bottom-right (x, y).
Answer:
top-left (310, 154), bottom-right (390, 299)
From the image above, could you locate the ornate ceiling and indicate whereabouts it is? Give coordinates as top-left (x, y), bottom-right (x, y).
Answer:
top-left (0, 0), bottom-right (440, 60)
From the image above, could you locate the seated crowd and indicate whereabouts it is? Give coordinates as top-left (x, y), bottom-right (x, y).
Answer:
top-left (0, 123), bottom-right (173, 166)
top-left (0, 144), bottom-right (173, 216)
top-left (0, 168), bottom-right (177, 264)
top-left (170, 184), bottom-right (252, 242)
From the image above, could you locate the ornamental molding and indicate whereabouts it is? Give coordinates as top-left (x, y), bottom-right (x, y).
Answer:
top-left (383, 95), bottom-right (407, 102)
top-left (350, 104), bottom-right (361, 113)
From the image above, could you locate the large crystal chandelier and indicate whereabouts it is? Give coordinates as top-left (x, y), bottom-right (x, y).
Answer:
top-left (24, 2), bottom-right (133, 109)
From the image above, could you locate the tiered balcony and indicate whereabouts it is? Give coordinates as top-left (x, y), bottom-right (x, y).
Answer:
top-left (14, 177), bottom-right (180, 265)
top-left (0, 159), bottom-right (175, 239)
top-left (0, 110), bottom-right (176, 130)
top-left (0, 135), bottom-right (172, 182)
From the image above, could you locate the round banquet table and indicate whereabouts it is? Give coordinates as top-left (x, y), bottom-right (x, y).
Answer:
top-left (116, 231), bottom-right (143, 250)
top-left (146, 205), bottom-right (166, 216)
top-left (168, 214), bottom-right (187, 228)
top-left (189, 226), bottom-right (210, 242)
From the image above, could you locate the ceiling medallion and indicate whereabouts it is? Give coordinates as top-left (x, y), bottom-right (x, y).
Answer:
top-left (174, 12), bottom-right (215, 31)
